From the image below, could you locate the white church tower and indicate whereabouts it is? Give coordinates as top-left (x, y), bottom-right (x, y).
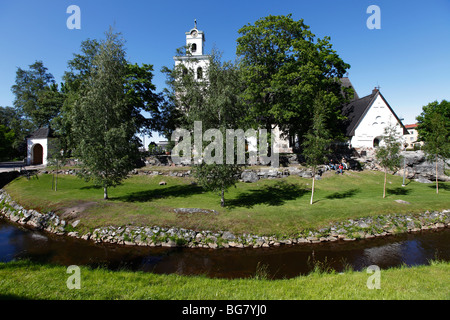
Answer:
top-left (174, 20), bottom-right (210, 81)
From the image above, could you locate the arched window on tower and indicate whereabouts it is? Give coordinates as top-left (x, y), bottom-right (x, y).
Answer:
top-left (197, 67), bottom-right (203, 79)
top-left (191, 43), bottom-right (197, 53)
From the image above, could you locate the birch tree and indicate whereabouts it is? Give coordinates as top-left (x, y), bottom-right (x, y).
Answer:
top-left (302, 93), bottom-right (331, 204)
top-left (375, 124), bottom-right (403, 198)
top-left (71, 29), bottom-right (141, 199)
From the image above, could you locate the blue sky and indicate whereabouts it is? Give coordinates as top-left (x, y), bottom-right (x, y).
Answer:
top-left (1, 0), bottom-right (449, 142)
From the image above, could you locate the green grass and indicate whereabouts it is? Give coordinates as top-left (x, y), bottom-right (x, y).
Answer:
top-left (3, 170), bottom-right (449, 236)
top-left (0, 260), bottom-right (448, 300)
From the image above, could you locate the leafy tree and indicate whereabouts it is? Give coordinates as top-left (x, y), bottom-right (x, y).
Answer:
top-left (375, 123), bottom-right (403, 198)
top-left (0, 106), bottom-right (33, 159)
top-left (236, 14), bottom-right (353, 148)
top-left (58, 39), bottom-right (162, 155)
top-left (0, 106), bottom-right (17, 128)
top-left (124, 63), bottom-right (162, 137)
top-left (11, 61), bottom-right (63, 129)
top-left (160, 45), bottom-right (207, 135)
top-left (47, 138), bottom-right (66, 191)
top-left (164, 49), bottom-right (246, 207)
top-left (0, 125), bottom-right (15, 161)
top-left (71, 28), bottom-right (142, 200)
top-left (193, 162), bottom-right (242, 208)
top-left (416, 100), bottom-right (450, 194)
top-left (302, 93), bottom-right (331, 204)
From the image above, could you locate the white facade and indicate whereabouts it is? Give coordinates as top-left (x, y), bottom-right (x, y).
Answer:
top-left (350, 94), bottom-right (405, 149)
top-left (26, 137), bottom-right (49, 166)
top-left (403, 124), bottom-right (423, 149)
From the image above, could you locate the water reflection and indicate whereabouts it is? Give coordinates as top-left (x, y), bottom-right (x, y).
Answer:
top-left (0, 219), bottom-right (449, 279)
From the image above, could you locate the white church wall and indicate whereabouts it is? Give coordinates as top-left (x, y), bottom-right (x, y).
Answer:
top-left (26, 138), bottom-right (49, 166)
top-left (351, 95), bottom-right (404, 149)
top-left (174, 57), bottom-right (210, 81)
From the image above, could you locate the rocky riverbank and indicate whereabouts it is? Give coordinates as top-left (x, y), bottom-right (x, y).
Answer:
top-left (1, 188), bottom-right (449, 249)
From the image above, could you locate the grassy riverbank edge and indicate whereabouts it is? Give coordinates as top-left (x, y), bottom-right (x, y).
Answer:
top-left (0, 260), bottom-right (449, 300)
top-left (1, 171), bottom-right (449, 249)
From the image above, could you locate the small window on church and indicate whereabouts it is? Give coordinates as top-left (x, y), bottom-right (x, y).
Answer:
top-left (197, 67), bottom-right (203, 79)
top-left (191, 43), bottom-right (197, 53)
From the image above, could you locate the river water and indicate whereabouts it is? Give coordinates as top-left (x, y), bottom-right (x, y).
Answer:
top-left (1, 219), bottom-right (449, 279)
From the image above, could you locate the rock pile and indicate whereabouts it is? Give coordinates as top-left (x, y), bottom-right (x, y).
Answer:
top-left (358, 151), bottom-right (450, 183)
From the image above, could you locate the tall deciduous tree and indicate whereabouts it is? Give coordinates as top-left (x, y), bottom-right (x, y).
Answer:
top-left (59, 39), bottom-right (162, 155)
top-left (375, 123), bottom-right (403, 198)
top-left (416, 100), bottom-right (450, 194)
top-left (236, 14), bottom-right (353, 148)
top-left (11, 61), bottom-right (63, 129)
top-left (71, 29), bottom-right (141, 200)
top-left (0, 106), bottom-right (29, 158)
top-left (0, 125), bottom-right (15, 161)
top-left (164, 49), bottom-right (246, 207)
top-left (302, 93), bottom-right (331, 205)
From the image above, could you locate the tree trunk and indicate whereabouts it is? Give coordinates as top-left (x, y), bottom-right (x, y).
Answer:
top-left (436, 156), bottom-right (439, 194)
top-left (55, 160), bottom-right (58, 192)
top-left (383, 169), bottom-right (387, 199)
top-left (221, 188), bottom-right (225, 207)
top-left (104, 187), bottom-right (108, 200)
top-left (310, 169), bottom-right (315, 205)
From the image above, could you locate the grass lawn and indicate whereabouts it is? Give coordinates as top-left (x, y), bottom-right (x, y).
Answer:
top-left (0, 260), bottom-right (448, 300)
top-left (3, 170), bottom-right (449, 236)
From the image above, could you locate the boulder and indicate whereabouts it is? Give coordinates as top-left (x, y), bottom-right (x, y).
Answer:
top-left (174, 208), bottom-right (219, 215)
top-left (241, 171), bottom-right (259, 183)
top-left (222, 231), bottom-right (236, 241)
top-left (71, 220), bottom-right (80, 228)
top-left (400, 151), bottom-right (450, 182)
top-left (415, 177), bottom-right (433, 184)
top-left (395, 199), bottom-right (411, 205)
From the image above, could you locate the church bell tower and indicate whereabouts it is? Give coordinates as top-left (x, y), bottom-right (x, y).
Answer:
top-left (185, 19), bottom-right (205, 56)
top-left (174, 20), bottom-right (210, 81)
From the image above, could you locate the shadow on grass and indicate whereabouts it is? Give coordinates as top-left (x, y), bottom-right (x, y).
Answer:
top-left (387, 187), bottom-right (412, 196)
top-left (80, 185), bottom-right (102, 190)
top-left (427, 183), bottom-right (450, 191)
top-left (325, 188), bottom-right (360, 200)
top-left (226, 181), bottom-right (308, 208)
top-left (110, 184), bottom-right (204, 202)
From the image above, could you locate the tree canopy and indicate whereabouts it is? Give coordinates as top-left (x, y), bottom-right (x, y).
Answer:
top-left (11, 61), bottom-right (63, 129)
top-left (163, 49), bottom-right (247, 206)
top-left (375, 123), bottom-right (403, 198)
top-left (236, 14), bottom-right (353, 149)
top-left (71, 29), bottom-right (143, 199)
top-left (302, 92), bottom-right (332, 204)
top-left (416, 99), bottom-right (450, 193)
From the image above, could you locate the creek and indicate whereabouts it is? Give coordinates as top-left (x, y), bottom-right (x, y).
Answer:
top-left (1, 219), bottom-right (449, 279)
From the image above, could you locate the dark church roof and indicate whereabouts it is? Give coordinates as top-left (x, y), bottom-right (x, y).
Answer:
top-left (340, 77), bottom-right (359, 100)
top-left (342, 92), bottom-right (377, 136)
top-left (342, 88), bottom-right (408, 137)
top-left (26, 127), bottom-right (54, 139)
